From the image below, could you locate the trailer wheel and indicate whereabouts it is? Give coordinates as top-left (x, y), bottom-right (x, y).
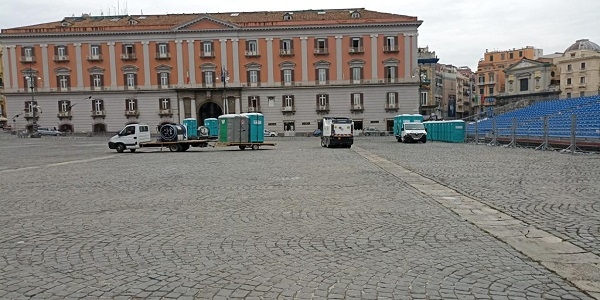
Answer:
top-left (181, 144), bottom-right (190, 152)
top-left (169, 144), bottom-right (180, 152)
top-left (130, 149), bottom-right (136, 153)
top-left (239, 145), bottom-right (246, 150)
top-left (252, 144), bottom-right (259, 150)
top-left (116, 144), bottom-right (125, 153)
top-left (321, 139), bottom-right (326, 147)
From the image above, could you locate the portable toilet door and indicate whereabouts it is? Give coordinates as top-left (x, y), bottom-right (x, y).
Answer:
top-left (243, 113), bottom-right (264, 143)
top-left (182, 118), bottom-right (198, 139)
top-left (218, 115), bottom-right (234, 142)
top-left (204, 118), bottom-right (218, 138)
top-left (450, 120), bottom-right (466, 143)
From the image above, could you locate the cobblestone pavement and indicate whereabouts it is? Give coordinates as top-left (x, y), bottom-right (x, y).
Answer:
top-left (359, 139), bottom-right (600, 258)
top-left (0, 133), bottom-right (594, 299)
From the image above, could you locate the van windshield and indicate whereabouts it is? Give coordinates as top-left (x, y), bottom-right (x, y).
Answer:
top-left (404, 123), bottom-right (425, 130)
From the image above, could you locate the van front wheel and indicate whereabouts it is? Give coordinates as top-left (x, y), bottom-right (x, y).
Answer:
top-left (116, 144), bottom-right (125, 153)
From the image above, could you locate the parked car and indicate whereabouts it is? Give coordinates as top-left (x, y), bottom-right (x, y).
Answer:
top-left (37, 127), bottom-right (64, 136)
top-left (363, 127), bottom-right (386, 136)
top-left (264, 129), bottom-right (277, 137)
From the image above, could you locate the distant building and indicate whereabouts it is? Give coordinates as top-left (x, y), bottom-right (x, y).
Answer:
top-left (554, 39), bottom-right (600, 99)
top-left (475, 46), bottom-right (543, 113)
top-left (417, 46), bottom-right (440, 117)
top-left (456, 66), bottom-right (475, 118)
top-left (495, 58), bottom-right (560, 105)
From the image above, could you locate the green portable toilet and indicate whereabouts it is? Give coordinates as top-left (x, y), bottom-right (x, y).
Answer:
top-left (241, 113), bottom-right (264, 143)
top-left (218, 114), bottom-right (249, 143)
top-left (182, 118), bottom-right (198, 139)
top-left (442, 121), bottom-right (449, 142)
top-left (449, 120), bottom-right (466, 143)
top-left (424, 122), bottom-right (433, 141)
top-left (204, 118), bottom-right (218, 138)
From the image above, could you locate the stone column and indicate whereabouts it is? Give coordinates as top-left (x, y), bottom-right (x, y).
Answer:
top-left (219, 39), bottom-right (227, 68)
top-left (178, 98), bottom-right (185, 123)
top-left (370, 34), bottom-right (378, 81)
top-left (9, 46), bottom-right (18, 90)
top-left (300, 37), bottom-right (308, 83)
top-left (187, 40), bottom-right (196, 85)
top-left (2, 45), bottom-right (11, 89)
top-left (234, 96), bottom-right (240, 114)
top-left (232, 39), bottom-right (240, 85)
top-left (266, 38), bottom-right (274, 85)
top-left (403, 33), bottom-right (411, 79)
top-left (142, 41), bottom-right (151, 88)
top-left (175, 40), bottom-right (184, 85)
top-left (40, 44), bottom-right (50, 89)
top-left (190, 98), bottom-right (197, 120)
top-left (335, 36), bottom-right (343, 81)
top-left (108, 42), bottom-right (117, 88)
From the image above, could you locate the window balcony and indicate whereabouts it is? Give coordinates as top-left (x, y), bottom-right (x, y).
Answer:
top-left (155, 52), bottom-right (171, 60)
top-left (20, 56), bottom-right (36, 63)
top-left (120, 53), bottom-right (137, 60)
top-left (348, 47), bottom-right (364, 54)
top-left (57, 111), bottom-right (72, 119)
top-left (279, 49), bottom-right (294, 56)
top-left (87, 54), bottom-right (103, 61)
top-left (245, 50), bottom-right (260, 57)
top-left (385, 104), bottom-right (399, 112)
top-left (23, 112), bottom-right (38, 118)
top-left (53, 55), bottom-right (69, 62)
top-left (158, 109), bottom-right (172, 116)
top-left (383, 46), bottom-right (399, 53)
top-left (91, 110), bottom-right (106, 117)
top-left (281, 106), bottom-right (295, 113)
top-left (200, 51), bottom-right (215, 58)
top-left (248, 106), bottom-right (261, 113)
top-left (314, 48), bottom-right (329, 55)
top-left (350, 105), bottom-right (364, 112)
top-left (316, 105), bottom-right (330, 113)
top-left (124, 110), bottom-right (139, 116)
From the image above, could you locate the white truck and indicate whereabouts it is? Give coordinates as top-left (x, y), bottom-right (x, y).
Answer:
top-left (393, 114), bottom-right (427, 143)
top-left (320, 117), bottom-right (354, 148)
top-left (108, 123), bottom-right (210, 153)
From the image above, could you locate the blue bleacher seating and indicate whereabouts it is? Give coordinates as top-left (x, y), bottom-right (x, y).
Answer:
top-left (466, 96), bottom-right (600, 139)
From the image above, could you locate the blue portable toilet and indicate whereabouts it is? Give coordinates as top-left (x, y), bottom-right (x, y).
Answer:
top-left (204, 118), bottom-right (218, 138)
top-left (182, 118), bottom-right (198, 139)
top-left (242, 113), bottom-right (265, 143)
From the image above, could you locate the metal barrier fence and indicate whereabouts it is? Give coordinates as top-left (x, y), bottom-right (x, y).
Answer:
top-left (466, 115), bottom-right (600, 153)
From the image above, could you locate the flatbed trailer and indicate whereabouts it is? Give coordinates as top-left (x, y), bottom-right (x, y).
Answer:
top-left (138, 139), bottom-right (211, 152)
top-left (213, 141), bottom-right (276, 150)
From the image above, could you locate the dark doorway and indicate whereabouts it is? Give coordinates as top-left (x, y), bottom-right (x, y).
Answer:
top-left (59, 123), bottom-right (73, 133)
top-left (198, 102), bottom-right (223, 126)
top-left (386, 119), bottom-right (394, 133)
top-left (93, 123), bottom-right (106, 134)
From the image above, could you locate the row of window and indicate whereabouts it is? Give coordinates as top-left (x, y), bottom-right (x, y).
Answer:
top-left (488, 50), bottom-right (524, 62)
top-left (19, 36), bottom-right (402, 63)
top-left (247, 92), bottom-right (400, 111)
top-left (565, 62), bottom-right (587, 71)
top-left (565, 77), bottom-right (587, 85)
top-left (22, 64), bottom-right (401, 89)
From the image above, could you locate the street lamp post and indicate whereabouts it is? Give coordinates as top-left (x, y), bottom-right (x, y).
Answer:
top-left (24, 67), bottom-right (38, 135)
top-left (219, 67), bottom-right (229, 114)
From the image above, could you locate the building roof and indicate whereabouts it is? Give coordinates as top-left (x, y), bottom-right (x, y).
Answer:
top-left (564, 39), bottom-right (600, 53)
top-left (1, 8), bottom-right (419, 34)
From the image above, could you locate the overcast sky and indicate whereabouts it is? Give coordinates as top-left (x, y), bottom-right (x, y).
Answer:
top-left (1, 0), bottom-right (599, 69)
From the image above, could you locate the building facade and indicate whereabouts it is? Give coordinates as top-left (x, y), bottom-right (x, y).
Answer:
top-left (416, 46), bottom-right (439, 117)
top-left (495, 58), bottom-right (560, 105)
top-left (554, 39), bottom-right (600, 99)
top-left (475, 46), bottom-right (542, 113)
top-left (456, 66), bottom-right (475, 118)
top-left (0, 44), bottom-right (6, 122)
top-left (0, 9), bottom-right (422, 134)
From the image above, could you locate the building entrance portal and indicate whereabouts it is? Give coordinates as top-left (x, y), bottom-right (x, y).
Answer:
top-left (198, 102), bottom-right (223, 126)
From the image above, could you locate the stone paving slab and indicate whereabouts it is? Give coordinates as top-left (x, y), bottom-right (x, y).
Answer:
top-left (0, 136), bottom-right (595, 299)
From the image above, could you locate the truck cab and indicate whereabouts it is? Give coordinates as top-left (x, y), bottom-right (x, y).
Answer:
top-left (321, 117), bottom-right (354, 148)
top-left (108, 123), bottom-right (152, 152)
top-left (394, 114), bottom-right (427, 143)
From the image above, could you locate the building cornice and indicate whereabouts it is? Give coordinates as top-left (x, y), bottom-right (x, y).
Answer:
top-left (0, 22), bottom-right (421, 39)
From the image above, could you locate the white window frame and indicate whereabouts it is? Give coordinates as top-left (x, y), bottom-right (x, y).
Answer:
top-left (126, 99), bottom-right (137, 111)
top-left (205, 71), bottom-right (213, 85)
top-left (160, 98), bottom-right (170, 110)
top-left (353, 93), bottom-right (361, 106)
top-left (59, 75), bottom-right (69, 88)
top-left (94, 99), bottom-right (103, 112)
top-left (387, 92), bottom-right (396, 106)
top-left (318, 68), bottom-right (327, 82)
top-left (420, 91), bottom-right (428, 106)
top-left (282, 39), bottom-right (291, 51)
top-left (249, 70), bottom-right (258, 83)
top-left (91, 45), bottom-right (100, 56)
top-left (203, 42), bottom-right (212, 55)
top-left (160, 72), bottom-right (169, 86)
top-left (92, 74), bottom-right (102, 87)
top-left (318, 94), bottom-right (328, 106)
top-left (248, 40), bottom-right (258, 52)
top-left (386, 37), bottom-right (395, 50)
top-left (24, 47), bottom-right (33, 58)
top-left (386, 66), bottom-right (396, 80)
top-left (126, 73), bottom-right (136, 87)
top-left (250, 96), bottom-right (259, 108)
top-left (158, 43), bottom-right (168, 55)
top-left (284, 95), bottom-right (294, 108)
top-left (352, 67), bottom-right (362, 82)
top-left (351, 38), bottom-right (361, 48)
top-left (283, 69), bottom-right (292, 83)
top-left (57, 46), bottom-right (66, 57)
top-left (60, 100), bottom-right (70, 112)
top-left (580, 77), bottom-right (586, 84)
top-left (317, 39), bottom-right (326, 49)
